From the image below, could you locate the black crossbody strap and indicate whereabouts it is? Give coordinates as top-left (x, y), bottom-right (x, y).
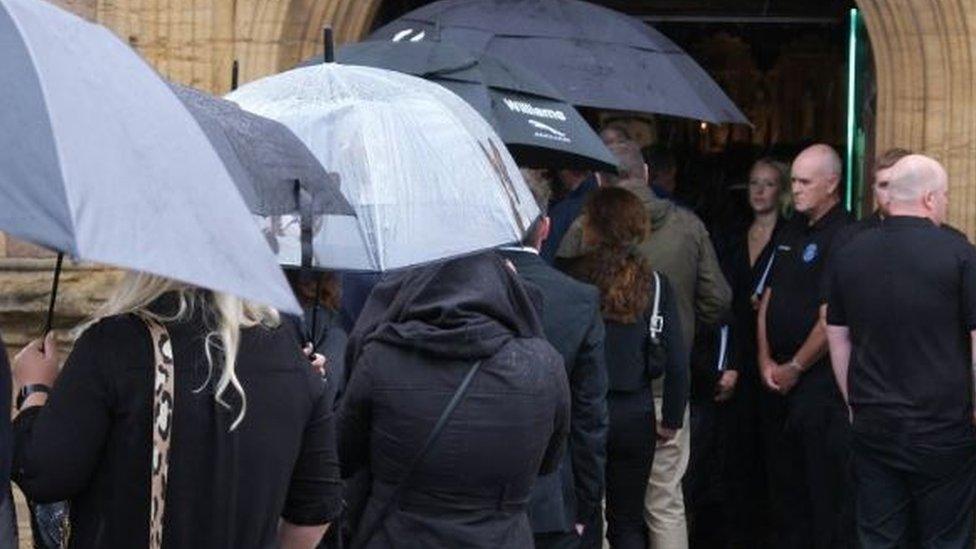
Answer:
top-left (355, 360), bottom-right (483, 548)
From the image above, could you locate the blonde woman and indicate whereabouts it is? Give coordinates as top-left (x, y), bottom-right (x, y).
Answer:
top-left (11, 272), bottom-right (341, 548)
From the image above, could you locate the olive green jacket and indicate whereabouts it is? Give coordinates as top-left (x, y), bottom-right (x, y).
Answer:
top-left (556, 181), bottom-right (732, 354)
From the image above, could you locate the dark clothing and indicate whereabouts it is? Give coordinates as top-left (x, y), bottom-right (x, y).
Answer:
top-left (766, 203), bottom-right (852, 367)
top-left (542, 175), bottom-right (598, 263)
top-left (827, 216), bottom-right (976, 443)
top-left (339, 272), bottom-right (382, 332)
top-left (499, 249), bottom-right (609, 535)
top-left (13, 307), bottom-right (342, 548)
top-left (340, 253), bottom-right (571, 549)
top-left (819, 211), bottom-right (882, 304)
top-left (605, 390), bottom-right (656, 549)
top-left (601, 274), bottom-right (688, 428)
top-left (780, 374), bottom-right (855, 549)
top-left (853, 431), bottom-right (976, 549)
top-left (285, 306), bottom-right (349, 406)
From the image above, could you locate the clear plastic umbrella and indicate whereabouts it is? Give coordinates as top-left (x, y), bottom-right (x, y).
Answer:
top-left (227, 63), bottom-right (540, 272)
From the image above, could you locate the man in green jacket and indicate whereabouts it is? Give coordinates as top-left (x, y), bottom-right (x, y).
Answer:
top-left (557, 139), bottom-right (731, 549)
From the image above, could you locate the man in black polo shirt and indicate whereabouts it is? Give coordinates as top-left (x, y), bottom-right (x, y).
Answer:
top-left (826, 154), bottom-right (976, 548)
top-left (757, 144), bottom-right (854, 548)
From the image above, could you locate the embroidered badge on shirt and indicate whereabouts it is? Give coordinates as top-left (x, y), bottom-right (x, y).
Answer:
top-left (802, 243), bottom-right (818, 263)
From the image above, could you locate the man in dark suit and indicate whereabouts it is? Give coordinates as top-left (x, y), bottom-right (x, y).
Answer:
top-left (500, 173), bottom-right (608, 548)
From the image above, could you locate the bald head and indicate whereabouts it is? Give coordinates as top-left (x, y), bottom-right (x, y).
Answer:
top-left (790, 144), bottom-right (842, 221)
top-left (794, 144), bottom-right (842, 180)
top-left (884, 154), bottom-right (949, 223)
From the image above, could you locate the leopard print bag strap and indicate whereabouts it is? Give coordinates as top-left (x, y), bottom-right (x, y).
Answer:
top-left (142, 317), bottom-right (175, 549)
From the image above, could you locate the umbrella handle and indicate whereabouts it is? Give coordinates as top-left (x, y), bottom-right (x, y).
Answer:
top-left (231, 59), bottom-right (239, 91)
top-left (42, 252), bottom-right (64, 339)
top-left (323, 27), bottom-right (335, 63)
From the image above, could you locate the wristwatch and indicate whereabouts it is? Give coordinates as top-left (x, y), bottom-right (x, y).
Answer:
top-left (16, 384), bottom-right (50, 410)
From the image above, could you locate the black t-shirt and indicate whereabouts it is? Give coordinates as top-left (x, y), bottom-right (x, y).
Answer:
top-left (827, 216), bottom-right (976, 443)
top-left (766, 204), bottom-right (852, 365)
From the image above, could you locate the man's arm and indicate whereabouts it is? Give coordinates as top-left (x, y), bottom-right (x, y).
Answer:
top-left (792, 306), bottom-right (830, 373)
top-left (695, 229), bottom-right (732, 325)
top-left (826, 324), bottom-right (852, 406)
top-left (568, 306), bottom-right (609, 526)
top-left (756, 288), bottom-right (780, 392)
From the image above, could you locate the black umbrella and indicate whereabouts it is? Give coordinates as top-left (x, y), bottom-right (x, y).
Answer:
top-left (302, 40), bottom-right (617, 171)
top-left (370, 0), bottom-right (749, 124)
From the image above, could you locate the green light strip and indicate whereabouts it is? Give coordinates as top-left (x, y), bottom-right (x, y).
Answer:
top-left (845, 8), bottom-right (858, 212)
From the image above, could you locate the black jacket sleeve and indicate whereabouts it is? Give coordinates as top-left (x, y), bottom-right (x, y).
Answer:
top-left (12, 324), bottom-right (114, 503)
top-left (661, 277), bottom-right (690, 429)
top-left (539, 351), bottom-right (571, 477)
top-left (281, 377), bottom-right (344, 525)
top-left (568, 302), bottom-right (608, 522)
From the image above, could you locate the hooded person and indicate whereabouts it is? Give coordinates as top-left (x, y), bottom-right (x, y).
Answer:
top-left (338, 252), bottom-right (571, 549)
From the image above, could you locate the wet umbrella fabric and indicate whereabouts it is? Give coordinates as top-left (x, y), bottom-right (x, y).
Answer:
top-left (370, 0), bottom-right (749, 124)
top-left (302, 41), bottom-right (617, 172)
top-left (171, 84), bottom-right (356, 269)
top-left (0, 0), bottom-right (300, 314)
top-left (227, 63), bottom-right (539, 272)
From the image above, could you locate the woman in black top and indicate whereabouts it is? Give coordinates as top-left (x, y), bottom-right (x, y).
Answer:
top-left (569, 187), bottom-right (688, 549)
top-left (339, 252), bottom-right (570, 548)
top-left (11, 273), bottom-right (342, 548)
top-left (722, 157), bottom-right (789, 546)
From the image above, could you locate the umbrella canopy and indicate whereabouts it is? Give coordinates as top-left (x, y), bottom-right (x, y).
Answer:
top-left (0, 0), bottom-right (299, 314)
top-left (227, 63), bottom-right (540, 272)
top-left (301, 40), bottom-right (618, 172)
top-left (171, 84), bottom-right (356, 269)
top-left (370, 0), bottom-right (749, 124)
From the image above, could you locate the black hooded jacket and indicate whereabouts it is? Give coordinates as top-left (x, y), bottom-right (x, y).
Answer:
top-left (339, 253), bottom-right (570, 549)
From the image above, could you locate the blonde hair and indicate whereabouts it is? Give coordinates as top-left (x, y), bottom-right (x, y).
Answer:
top-left (85, 271), bottom-right (280, 430)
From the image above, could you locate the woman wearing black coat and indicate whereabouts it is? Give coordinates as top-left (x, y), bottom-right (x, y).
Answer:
top-left (569, 187), bottom-right (689, 549)
top-left (11, 273), bottom-right (342, 548)
top-left (339, 252), bottom-right (570, 548)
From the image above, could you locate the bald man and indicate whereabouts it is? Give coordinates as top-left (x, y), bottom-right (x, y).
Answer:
top-left (757, 144), bottom-right (855, 548)
top-left (825, 154), bottom-right (976, 548)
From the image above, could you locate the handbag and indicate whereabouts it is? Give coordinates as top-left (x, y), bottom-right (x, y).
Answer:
top-left (352, 360), bottom-right (483, 549)
top-left (26, 317), bottom-right (173, 549)
top-left (645, 271), bottom-right (669, 380)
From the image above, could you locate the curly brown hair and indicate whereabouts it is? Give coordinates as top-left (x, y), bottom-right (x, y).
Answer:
top-left (572, 187), bottom-right (652, 323)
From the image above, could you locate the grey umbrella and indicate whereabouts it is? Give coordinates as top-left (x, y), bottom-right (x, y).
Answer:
top-left (302, 40), bottom-right (618, 171)
top-left (0, 0), bottom-right (300, 315)
top-left (370, 0), bottom-right (749, 124)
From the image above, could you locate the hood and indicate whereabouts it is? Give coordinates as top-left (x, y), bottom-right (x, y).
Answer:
top-left (347, 252), bottom-right (544, 364)
top-left (617, 179), bottom-right (673, 231)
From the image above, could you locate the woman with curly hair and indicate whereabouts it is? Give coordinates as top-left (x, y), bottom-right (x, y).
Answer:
top-left (569, 187), bottom-right (688, 548)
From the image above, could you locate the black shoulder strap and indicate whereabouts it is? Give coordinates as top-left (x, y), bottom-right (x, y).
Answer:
top-left (355, 360), bottom-right (483, 548)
